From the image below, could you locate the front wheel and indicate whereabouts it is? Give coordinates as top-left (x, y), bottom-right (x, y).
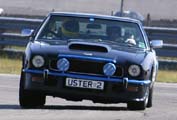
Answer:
top-left (127, 88), bottom-right (149, 110)
top-left (19, 72), bottom-right (46, 108)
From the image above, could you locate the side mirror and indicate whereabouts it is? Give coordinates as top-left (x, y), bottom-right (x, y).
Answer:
top-left (21, 29), bottom-right (34, 37)
top-left (150, 40), bottom-right (163, 48)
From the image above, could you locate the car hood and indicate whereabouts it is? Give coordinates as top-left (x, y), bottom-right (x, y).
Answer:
top-left (29, 41), bottom-right (147, 64)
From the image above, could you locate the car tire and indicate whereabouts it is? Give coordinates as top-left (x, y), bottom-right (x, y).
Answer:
top-left (127, 88), bottom-right (149, 110)
top-left (19, 72), bottom-right (46, 108)
top-left (147, 68), bottom-right (156, 108)
top-left (147, 86), bottom-right (153, 107)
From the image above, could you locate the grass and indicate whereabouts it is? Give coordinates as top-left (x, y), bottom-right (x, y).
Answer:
top-left (159, 57), bottom-right (177, 61)
top-left (0, 56), bottom-right (177, 83)
top-left (157, 70), bottom-right (177, 83)
top-left (0, 57), bottom-right (22, 74)
top-left (5, 46), bottom-right (26, 51)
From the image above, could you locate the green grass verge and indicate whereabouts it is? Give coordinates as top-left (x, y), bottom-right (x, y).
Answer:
top-left (0, 57), bottom-right (176, 83)
top-left (6, 46), bottom-right (26, 51)
top-left (157, 70), bottom-right (177, 83)
top-left (0, 57), bottom-right (22, 74)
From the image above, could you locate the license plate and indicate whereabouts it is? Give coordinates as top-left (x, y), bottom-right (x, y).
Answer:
top-left (65, 78), bottom-right (104, 90)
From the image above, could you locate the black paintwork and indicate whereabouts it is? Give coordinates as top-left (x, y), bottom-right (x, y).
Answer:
top-left (20, 12), bottom-right (159, 108)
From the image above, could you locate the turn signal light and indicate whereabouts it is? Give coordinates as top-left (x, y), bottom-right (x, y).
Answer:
top-left (32, 76), bottom-right (43, 82)
top-left (127, 86), bottom-right (138, 92)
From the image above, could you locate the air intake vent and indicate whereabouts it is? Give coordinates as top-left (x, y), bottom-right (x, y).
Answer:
top-left (69, 43), bottom-right (109, 52)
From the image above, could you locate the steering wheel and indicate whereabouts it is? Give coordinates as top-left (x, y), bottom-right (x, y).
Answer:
top-left (47, 30), bottom-right (60, 37)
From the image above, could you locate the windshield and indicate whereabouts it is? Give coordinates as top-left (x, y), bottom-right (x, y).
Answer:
top-left (36, 15), bottom-right (146, 49)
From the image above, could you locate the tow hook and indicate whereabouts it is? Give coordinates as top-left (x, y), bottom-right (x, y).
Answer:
top-left (43, 69), bottom-right (49, 81)
top-left (123, 77), bottom-right (128, 89)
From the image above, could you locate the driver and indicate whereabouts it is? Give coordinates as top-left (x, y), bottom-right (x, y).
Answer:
top-left (106, 26), bottom-right (122, 41)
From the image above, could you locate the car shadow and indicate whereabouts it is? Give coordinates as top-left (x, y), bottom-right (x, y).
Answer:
top-left (0, 104), bottom-right (127, 111)
top-left (0, 104), bottom-right (21, 109)
top-left (43, 105), bottom-right (128, 111)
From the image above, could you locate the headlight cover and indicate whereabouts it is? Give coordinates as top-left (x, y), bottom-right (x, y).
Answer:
top-left (128, 65), bottom-right (141, 77)
top-left (57, 58), bottom-right (70, 72)
top-left (32, 55), bottom-right (45, 68)
top-left (103, 63), bottom-right (116, 76)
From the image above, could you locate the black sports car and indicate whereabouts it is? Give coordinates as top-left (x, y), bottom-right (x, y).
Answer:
top-left (19, 12), bottom-right (163, 110)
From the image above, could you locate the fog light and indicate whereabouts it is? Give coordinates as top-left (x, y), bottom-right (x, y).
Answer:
top-left (103, 63), bottom-right (116, 76)
top-left (57, 58), bottom-right (70, 72)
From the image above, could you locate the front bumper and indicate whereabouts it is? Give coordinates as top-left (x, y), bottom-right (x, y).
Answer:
top-left (22, 68), bottom-right (151, 103)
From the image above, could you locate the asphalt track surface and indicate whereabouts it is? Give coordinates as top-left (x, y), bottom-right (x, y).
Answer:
top-left (0, 74), bottom-right (177, 120)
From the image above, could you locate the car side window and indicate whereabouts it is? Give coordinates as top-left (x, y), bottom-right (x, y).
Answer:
top-left (39, 20), bottom-right (62, 39)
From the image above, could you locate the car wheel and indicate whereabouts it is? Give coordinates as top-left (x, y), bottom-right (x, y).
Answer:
top-left (19, 72), bottom-right (46, 108)
top-left (127, 88), bottom-right (149, 110)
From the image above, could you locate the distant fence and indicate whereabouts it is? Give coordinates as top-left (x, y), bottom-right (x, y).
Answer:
top-left (0, 16), bottom-right (42, 31)
top-left (0, 16), bottom-right (177, 70)
top-left (0, 17), bottom-right (42, 47)
top-left (144, 26), bottom-right (177, 58)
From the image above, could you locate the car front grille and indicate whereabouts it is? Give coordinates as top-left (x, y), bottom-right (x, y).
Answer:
top-left (50, 59), bottom-right (123, 77)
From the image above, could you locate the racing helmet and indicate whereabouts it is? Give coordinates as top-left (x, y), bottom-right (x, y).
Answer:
top-left (61, 20), bottom-right (79, 37)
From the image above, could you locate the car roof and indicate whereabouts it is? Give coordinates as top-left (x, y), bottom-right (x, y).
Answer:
top-left (49, 12), bottom-right (141, 24)
top-left (114, 11), bottom-right (144, 22)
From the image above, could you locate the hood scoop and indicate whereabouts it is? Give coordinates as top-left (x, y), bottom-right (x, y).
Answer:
top-left (68, 42), bottom-right (110, 52)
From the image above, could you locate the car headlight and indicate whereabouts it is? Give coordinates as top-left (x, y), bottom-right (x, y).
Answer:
top-left (57, 58), bottom-right (70, 72)
top-left (103, 63), bottom-right (116, 76)
top-left (32, 55), bottom-right (45, 68)
top-left (128, 65), bottom-right (141, 77)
